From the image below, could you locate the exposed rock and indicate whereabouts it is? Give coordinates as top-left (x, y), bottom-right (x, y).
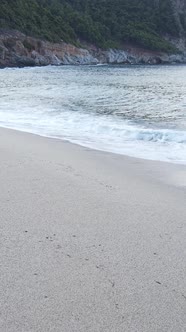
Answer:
top-left (95, 47), bottom-right (186, 65)
top-left (13, 55), bottom-right (36, 67)
top-left (0, 29), bottom-right (186, 68)
top-left (31, 51), bottom-right (50, 66)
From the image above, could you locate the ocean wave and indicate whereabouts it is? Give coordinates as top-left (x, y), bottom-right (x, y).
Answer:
top-left (1, 107), bottom-right (186, 164)
top-left (1, 65), bottom-right (186, 164)
top-left (122, 126), bottom-right (186, 143)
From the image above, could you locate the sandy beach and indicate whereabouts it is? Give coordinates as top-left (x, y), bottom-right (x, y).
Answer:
top-left (0, 127), bottom-right (186, 332)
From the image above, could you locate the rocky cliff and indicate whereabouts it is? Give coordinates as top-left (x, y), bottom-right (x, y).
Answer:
top-left (0, 29), bottom-right (186, 68)
top-left (1, 0), bottom-right (186, 67)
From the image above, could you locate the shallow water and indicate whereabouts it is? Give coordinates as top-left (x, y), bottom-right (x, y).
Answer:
top-left (0, 65), bottom-right (186, 164)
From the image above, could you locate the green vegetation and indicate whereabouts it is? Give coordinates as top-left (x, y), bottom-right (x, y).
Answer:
top-left (0, 0), bottom-right (184, 52)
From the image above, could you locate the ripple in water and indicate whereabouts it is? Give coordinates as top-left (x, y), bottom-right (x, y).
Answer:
top-left (0, 65), bottom-right (186, 164)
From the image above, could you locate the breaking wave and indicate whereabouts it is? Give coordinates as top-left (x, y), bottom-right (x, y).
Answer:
top-left (0, 64), bottom-right (186, 164)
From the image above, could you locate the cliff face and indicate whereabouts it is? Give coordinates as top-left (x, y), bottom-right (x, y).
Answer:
top-left (0, 30), bottom-right (98, 67)
top-left (1, 0), bottom-right (186, 68)
top-left (1, 30), bottom-right (186, 68)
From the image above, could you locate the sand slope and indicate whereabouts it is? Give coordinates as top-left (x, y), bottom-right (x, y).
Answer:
top-left (0, 128), bottom-right (186, 332)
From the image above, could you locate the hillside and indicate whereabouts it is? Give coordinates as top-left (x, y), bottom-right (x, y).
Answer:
top-left (0, 0), bottom-right (186, 53)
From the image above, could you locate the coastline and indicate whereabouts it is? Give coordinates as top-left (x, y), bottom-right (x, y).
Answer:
top-left (1, 62), bottom-right (186, 70)
top-left (1, 30), bottom-right (186, 69)
top-left (0, 127), bottom-right (186, 331)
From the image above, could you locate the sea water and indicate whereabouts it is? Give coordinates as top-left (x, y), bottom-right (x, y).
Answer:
top-left (0, 65), bottom-right (186, 164)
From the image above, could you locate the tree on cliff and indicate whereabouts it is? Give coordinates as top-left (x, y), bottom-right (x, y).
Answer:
top-left (0, 0), bottom-right (185, 51)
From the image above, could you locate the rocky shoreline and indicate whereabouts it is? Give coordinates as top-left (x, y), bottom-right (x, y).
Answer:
top-left (1, 30), bottom-right (186, 68)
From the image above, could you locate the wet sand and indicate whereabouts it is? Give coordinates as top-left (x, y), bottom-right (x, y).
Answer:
top-left (0, 127), bottom-right (186, 332)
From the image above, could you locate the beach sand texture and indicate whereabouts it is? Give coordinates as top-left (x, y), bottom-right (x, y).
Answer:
top-left (0, 127), bottom-right (186, 332)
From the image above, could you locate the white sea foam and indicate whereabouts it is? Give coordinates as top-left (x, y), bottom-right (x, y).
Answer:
top-left (0, 107), bottom-right (186, 164)
top-left (0, 65), bottom-right (186, 164)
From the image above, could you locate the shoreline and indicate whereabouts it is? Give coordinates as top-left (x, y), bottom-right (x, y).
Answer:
top-left (1, 64), bottom-right (186, 167)
top-left (1, 62), bottom-right (186, 70)
top-left (1, 126), bottom-right (186, 190)
top-left (1, 123), bottom-right (186, 169)
top-left (0, 126), bottom-right (186, 331)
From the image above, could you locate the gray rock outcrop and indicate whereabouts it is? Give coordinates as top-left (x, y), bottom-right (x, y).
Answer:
top-left (0, 29), bottom-right (186, 68)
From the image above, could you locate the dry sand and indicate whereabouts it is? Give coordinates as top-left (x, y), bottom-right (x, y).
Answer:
top-left (0, 127), bottom-right (186, 332)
